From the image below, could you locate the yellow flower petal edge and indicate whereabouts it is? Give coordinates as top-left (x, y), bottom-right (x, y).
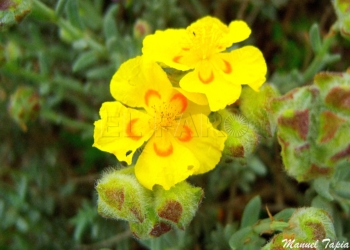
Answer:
top-left (93, 101), bottom-right (153, 165)
top-left (94, 57), bottom-right (226, 190)
top-left (110, 56), bottom-right (173, 109)
top-left (142, 15), bottom-right (266, 111)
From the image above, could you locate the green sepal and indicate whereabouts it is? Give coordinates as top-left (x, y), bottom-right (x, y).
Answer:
top-left (239, 84), bottom-right (280, 137)
top-left (153, 182), bottom-right (203, 230)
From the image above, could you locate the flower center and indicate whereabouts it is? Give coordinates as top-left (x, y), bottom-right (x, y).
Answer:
top-left (149, 101), bottom-right (179, 131)
top-left (144, 90), bottom-right (188, 133)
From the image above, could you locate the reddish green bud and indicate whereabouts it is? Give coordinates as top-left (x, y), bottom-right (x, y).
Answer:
top-left (272, 71), bottom-right (350, 182)
top-left (8, 86), bottom-right (41, 131)
top-left (153, 181), bottom-right (203, 229)
top-left (218, 109), bottom-right (259, 158)
top-left (96, 166), bottom-right (153, 223)
top-left (0, 0), bottom-right (31, 30)
top-left (129, 208), bottom-right (172, 239)
top-left (97, 168), bottom-right (203, 239)
top-left (239, 84), bottom-right (280, 137)
top-left (133, 19), bottom-right (152, 39)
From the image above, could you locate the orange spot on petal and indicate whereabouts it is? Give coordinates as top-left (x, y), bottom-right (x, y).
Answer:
top-left (126, 118), bottom-right (142, 141)
top-left (198, 70), bottom-right (214, 84)
top-left (173, 55), bottom-right (182, 63)
top-left (170, 93), bottom-right (188, 113)
top-left (222, 59), bottom-right (232, 74)
top-left (182, 48), bottom-right (190, 51)
top-left (154, 142), bottom-right (173, 157)
top-left (145, 89), bottom-right (161, 107)
top-left (178, 125), bottom-right (192, 142)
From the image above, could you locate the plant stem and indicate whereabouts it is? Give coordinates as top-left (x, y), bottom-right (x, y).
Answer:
top-left (301, 35), bottom-right (337, 83)
top-left (41, 109), bottom-right (92, 131)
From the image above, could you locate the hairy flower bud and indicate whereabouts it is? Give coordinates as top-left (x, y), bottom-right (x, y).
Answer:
top-left (133, 19), bottom-right (152, 39)
top-left (272, 71), bottom-right (350, 183)
top-left (263, 207), bottom-right (336, 250)
top-left (153, 181), bottom-right (203, 229)
top-left (96, 166), bottom-right (152, 223)
top-left (239, 84), bottom-right (279, 137)
top-left (8, 86), bottom-right (41, 131)
top-left (96, 167), bottom-right (204, 239)
top-left (219, 109), bottom-right (259, 158)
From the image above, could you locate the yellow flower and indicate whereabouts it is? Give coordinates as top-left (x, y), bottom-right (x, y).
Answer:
top-left (142, 16), bottom-right (267, 111)
top-left (93, 56), bottom-right (227, 190)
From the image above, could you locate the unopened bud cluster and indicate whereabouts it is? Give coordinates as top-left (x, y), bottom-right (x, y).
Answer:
top-left (272, 71), bottom-right (350, 182)
top-left (96, 166), bottom-right (203, 239)
top-left (8, 86), bottom-right (41, 131)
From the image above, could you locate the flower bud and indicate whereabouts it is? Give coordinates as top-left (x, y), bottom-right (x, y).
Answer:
top-left (218, 109), bottom-right (259, 158)
top-left (153, 181), bottom-right (203, 230)
top-left (129, 209), bottom-right (172, 239)
top-left (263, 207), bottom-right (336, 250)
top-left (0, 0), bottom-right (31, 30)
top-left (96, 166), bottom-right (152, 223)
top-left (129, 181), bottom-right (203, 239)
top-left (8, 86), bottom-right (41, 131)
top-left (272, 71), bottom-right (350, 183)
top-left (239, 84), bottom-right (279, 137)
top-left (133, 19), bottom-right (152, 39)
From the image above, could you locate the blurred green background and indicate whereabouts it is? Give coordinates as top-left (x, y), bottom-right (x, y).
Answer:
top-left (1, 0), bottom-right (350, 249)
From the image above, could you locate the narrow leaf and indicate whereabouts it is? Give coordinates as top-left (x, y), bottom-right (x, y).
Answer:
top-left (72, 51), bottom-right (99, 72)
top-left (309, 23), bottom-right (322, 53)
top-left (55, 0), bottom-right (68, 17)
top-left (229, 227), bottom-right (253, 249)
top-left (103, 4), bottom-right (118, 41)
top-left (240, 196), bottom-right (261, 229)
top-left (66, 0), bottom-right (83, 29)
top-left (313, 177), bottom-right (333, 201)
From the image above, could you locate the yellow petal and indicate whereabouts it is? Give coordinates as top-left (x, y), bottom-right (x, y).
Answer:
top-left (172, 114), bottom-right (227, 174)
top-left (174, 87), bottom-right (209, 106)
top-left (135, 132), bottom-right (200, 190)
top-left (142, 29), bottom-right (196, 70)
top-left (110, 56), bottom-right (173, 109)
top-left (170, 88), bottom-right (210, 118)
top-left (186, 16), bottom-right (232, 53)
top-left (213, 46), bottom-right (267, 91)
top-left (93, 101), bottom-right (153, 165)
top-left (228, 20), bottom-right (251, 43)
top-left (180, 60), bottom-right (242, 111)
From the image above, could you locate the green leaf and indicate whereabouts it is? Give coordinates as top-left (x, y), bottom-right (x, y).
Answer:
top-left (313, 177), bottom-right (333, 201)
top-left (309, 23), bottom-right (322, 53)
top-left (240, 196), bottom-right (261, 229)
top-left (55, 0), bottom-right (68, 17)
top-left (72, 51), bottom-right (99, 72)
top-left (333, 181), bottom-right (350, 199)
top-left (229, 227), bottom-right (254, 249)
top-left (65, 0), bottom-right (83, 29)
top-left (103, 4), bottom-right (119, 41)
top-left (86, 65), bottom-right (115, 79)
top-left (273, 208), bottom-right (295, 221)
